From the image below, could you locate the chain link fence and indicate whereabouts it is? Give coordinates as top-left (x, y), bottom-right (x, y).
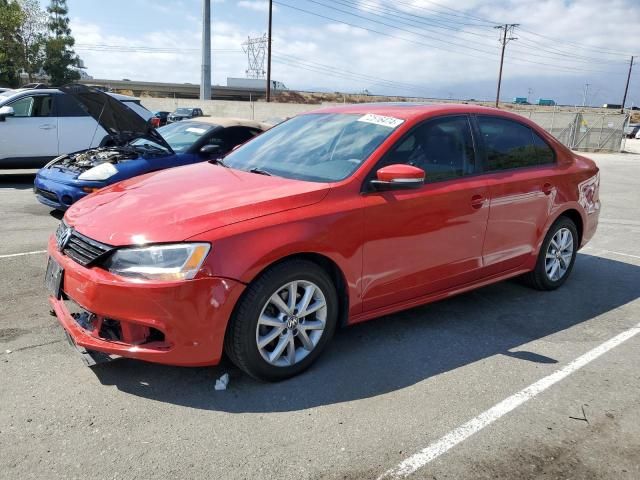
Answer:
top-left (515, 110), bottom-right (629, 152)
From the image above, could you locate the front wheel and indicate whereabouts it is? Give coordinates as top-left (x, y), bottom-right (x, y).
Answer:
top-left (524, 216), bottom-right (578, 290)
top-left (224, 259), bottom-right (338, 381)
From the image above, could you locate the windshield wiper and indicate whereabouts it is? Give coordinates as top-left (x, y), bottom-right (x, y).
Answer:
top-left (248, 167), bottom-right (272, 176)
top-left (209, 158), bottom-right (229, 168)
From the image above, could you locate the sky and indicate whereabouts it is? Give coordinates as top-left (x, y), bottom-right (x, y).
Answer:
top-left (44, 0), bottom-right (640, 106)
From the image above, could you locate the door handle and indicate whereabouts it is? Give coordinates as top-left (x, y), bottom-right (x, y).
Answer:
top-left (542, 183), bottom-right (554, 195)
top-left (471, 194), bottom-right (485, 209)
top-left (39, 124), bottom-right (56, 130)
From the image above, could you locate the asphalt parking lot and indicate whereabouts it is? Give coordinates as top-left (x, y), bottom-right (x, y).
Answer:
top-left (1, 148), bottom-right (639, 479)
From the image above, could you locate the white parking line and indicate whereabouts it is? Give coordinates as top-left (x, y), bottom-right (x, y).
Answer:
top-left (0, 250), bottom-right (46, 259)
top-left (583, 247), bottom-right (640, 260)
top-left (379, 321), bottom-right (640, 479)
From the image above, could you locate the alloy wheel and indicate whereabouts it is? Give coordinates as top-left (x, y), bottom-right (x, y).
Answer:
top-left (255, 280), bottom-right (327, 367)
top-left (545, 227), bottom-right (574, 282)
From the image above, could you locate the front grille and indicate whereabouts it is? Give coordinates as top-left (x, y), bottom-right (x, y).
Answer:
top-left (57, 222), bottom-right (113, 267)
top-left (34, 187), bottom-right (58, 202)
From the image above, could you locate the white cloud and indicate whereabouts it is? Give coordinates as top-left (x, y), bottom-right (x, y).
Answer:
top-left (238, 0), bottom-right (274, 12)
top-left (71, 0), bottom-right (640, 104)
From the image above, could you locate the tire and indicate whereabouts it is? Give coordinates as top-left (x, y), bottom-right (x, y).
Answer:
top-left (524, 216), bottom-right (578, 291)
top-left (224, 259), bottom-right (338, 381)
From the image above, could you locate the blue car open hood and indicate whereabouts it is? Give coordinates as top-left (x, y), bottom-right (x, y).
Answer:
top-left (60, 84), bottom-right (174, 154)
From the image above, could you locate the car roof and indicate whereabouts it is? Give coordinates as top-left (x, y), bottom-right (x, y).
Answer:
top-left (306, 102), bottom-right (514, 120)
top-left (0, 87), bottom-right (142, 102)
top-left (184, 116), bottom-right (271, 131)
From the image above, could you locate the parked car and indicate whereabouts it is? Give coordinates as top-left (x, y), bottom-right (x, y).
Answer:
top-left (625, 124), bottom-right (640, 138)
top-left (0, 85), bottom-right (153, 168)
top-left (153, 111), bottom-right (170, 127)
top-left (46, 104), bottom-right (600, 380)
top-left (167, 107), bottom-right (203, 123)
top-left (35, 88), bottom-right (269, 210)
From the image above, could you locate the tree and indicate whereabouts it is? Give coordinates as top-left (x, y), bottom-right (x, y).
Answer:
top-left (0, 0), bottom-right (23, 87)
top-left (43, 0), bottom-right (79, 85)
top-left (17, 0), bottom-right (47, 83)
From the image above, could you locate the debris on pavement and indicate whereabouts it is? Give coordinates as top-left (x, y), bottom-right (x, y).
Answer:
top-left (215, 373), bottom-right (230, 391)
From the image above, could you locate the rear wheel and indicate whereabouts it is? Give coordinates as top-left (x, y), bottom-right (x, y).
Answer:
top-left (224, 259), bottom-right (338, 381)
top-left (524, 216), bottom-right (578, 290)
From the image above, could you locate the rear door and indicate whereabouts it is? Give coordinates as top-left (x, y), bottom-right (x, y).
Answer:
top-left (361, 115), bottom-right (490, 311)
top-left (474, 115), bottom-right (558, 275)
top-left (54, 93), bottom-right (107, 153)
top-left (0, 93), bottom-right (57, 166)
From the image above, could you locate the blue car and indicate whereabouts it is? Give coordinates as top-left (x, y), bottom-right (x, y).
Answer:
top-left (34, 85), bottom-right (269, 210)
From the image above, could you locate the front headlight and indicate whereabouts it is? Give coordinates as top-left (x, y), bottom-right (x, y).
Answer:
top-left (78, 163), bottom-right (118, 181)
top-left (44, 155), bottom-right (66, 168)
top-left (104, 243), bottom-right (210, 281)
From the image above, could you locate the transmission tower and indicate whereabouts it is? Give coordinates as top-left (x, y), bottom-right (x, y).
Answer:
top-left (242, 34), bottom-right (267, 79)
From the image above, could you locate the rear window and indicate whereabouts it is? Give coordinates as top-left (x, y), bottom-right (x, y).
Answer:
top-left (477, 116), bottom-right (555, 171)
top-left (121, 101), bottom-right (152, 120)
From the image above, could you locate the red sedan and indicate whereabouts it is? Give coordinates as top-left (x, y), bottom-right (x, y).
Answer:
top-left (46, 103), bottom-right (600, 380)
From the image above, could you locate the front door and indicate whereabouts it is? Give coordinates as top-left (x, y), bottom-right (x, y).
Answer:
top-left (361, 115), bottom-right (489, 312)
top-left (0, 93), bottom-right (57, 166)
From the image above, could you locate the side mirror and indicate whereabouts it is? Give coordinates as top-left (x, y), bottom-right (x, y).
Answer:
top-left (370, 164), bottom-right (425, 191)
top-left (200, 144), bottom-right (223, 155)
top-left (0, 106), bottom-right (15, 122)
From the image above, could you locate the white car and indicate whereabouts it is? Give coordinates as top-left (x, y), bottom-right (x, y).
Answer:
top-left (0, 86), bottom-right (153, 168)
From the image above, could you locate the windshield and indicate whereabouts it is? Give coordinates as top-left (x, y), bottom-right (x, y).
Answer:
top-left (130, 121), bottom-right (214, 153)
top-left (175, 108), bottom-right (193, 115)
top-left (223, 113), bottom-right (402, 182)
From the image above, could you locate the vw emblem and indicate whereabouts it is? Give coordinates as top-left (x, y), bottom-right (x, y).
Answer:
top-left (56, 224), bottom-right (72, 251)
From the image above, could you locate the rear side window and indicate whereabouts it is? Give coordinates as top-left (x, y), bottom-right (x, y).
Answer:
top-left (477, 116), bottom-right (555, 171)
top-left (55, 94), bottom-right (89, 117)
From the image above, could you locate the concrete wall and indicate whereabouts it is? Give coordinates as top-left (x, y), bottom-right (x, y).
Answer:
top-left (139, 97), bottom-right (341, 122)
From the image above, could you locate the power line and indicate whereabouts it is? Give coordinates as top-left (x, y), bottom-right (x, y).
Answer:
top-left (273, 56), bottom-right (428, 94)
top-left (274, 53), bottom-right (431, 93)
top-left (390, 0), bottom-right (497, 26)
top-left (326, 0), bottom-right (629, 71)
top-left (275, 1), bottom-right (626, 75)
top-left (298, 0), bottom-right (501, 58)
top-left (75, 43), bottom-right (240, 54)
top-left (518, 27), bottom-right (635, 57)
top-left (329, 0), bottom-right (498, 39)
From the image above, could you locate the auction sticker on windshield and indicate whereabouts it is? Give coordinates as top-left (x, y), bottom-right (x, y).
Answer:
top-left (186, 127), bottom-right (207, 134)
top-left (357, 113), bottom-right (405, 128)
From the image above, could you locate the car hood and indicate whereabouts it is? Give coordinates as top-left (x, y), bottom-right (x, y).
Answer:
top-left (64, 163), bottom-right (331, 245)
top-left (60, 84), bottom-right (173, 153)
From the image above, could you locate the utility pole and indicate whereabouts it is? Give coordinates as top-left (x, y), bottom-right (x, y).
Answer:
top-left (582, 83), bottom-right (590, 107)
top-left (200, 0), bottom-right (211, 100)
top-left (621, 56), bottom-right (634, 113)
top-left (266, 0), bottom-right (273, 102)
top-left (494, 23), bottom-right (518, 108)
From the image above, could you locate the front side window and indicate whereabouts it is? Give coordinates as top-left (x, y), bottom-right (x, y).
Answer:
top-left (206, 127), bottom-right (260, 152)
top-left (223, 113), bottom-right (401, 182)
top-left (8, 95), bottom-right (53, 117)
top-left (379, 115), bottom-right (476, 183)
top-left (477, 116), bottom-right (555, 171)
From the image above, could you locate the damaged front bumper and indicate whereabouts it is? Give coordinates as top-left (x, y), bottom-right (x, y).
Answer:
top-left (47, 235), bottom-right (246, 367)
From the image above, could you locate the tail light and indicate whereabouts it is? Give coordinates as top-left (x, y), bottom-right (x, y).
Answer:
top-left (151, 117), bottom-right (160, 128)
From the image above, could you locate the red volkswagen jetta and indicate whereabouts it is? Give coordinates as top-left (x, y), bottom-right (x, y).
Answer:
top-left (46, 103), bottom-right (600, 380)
